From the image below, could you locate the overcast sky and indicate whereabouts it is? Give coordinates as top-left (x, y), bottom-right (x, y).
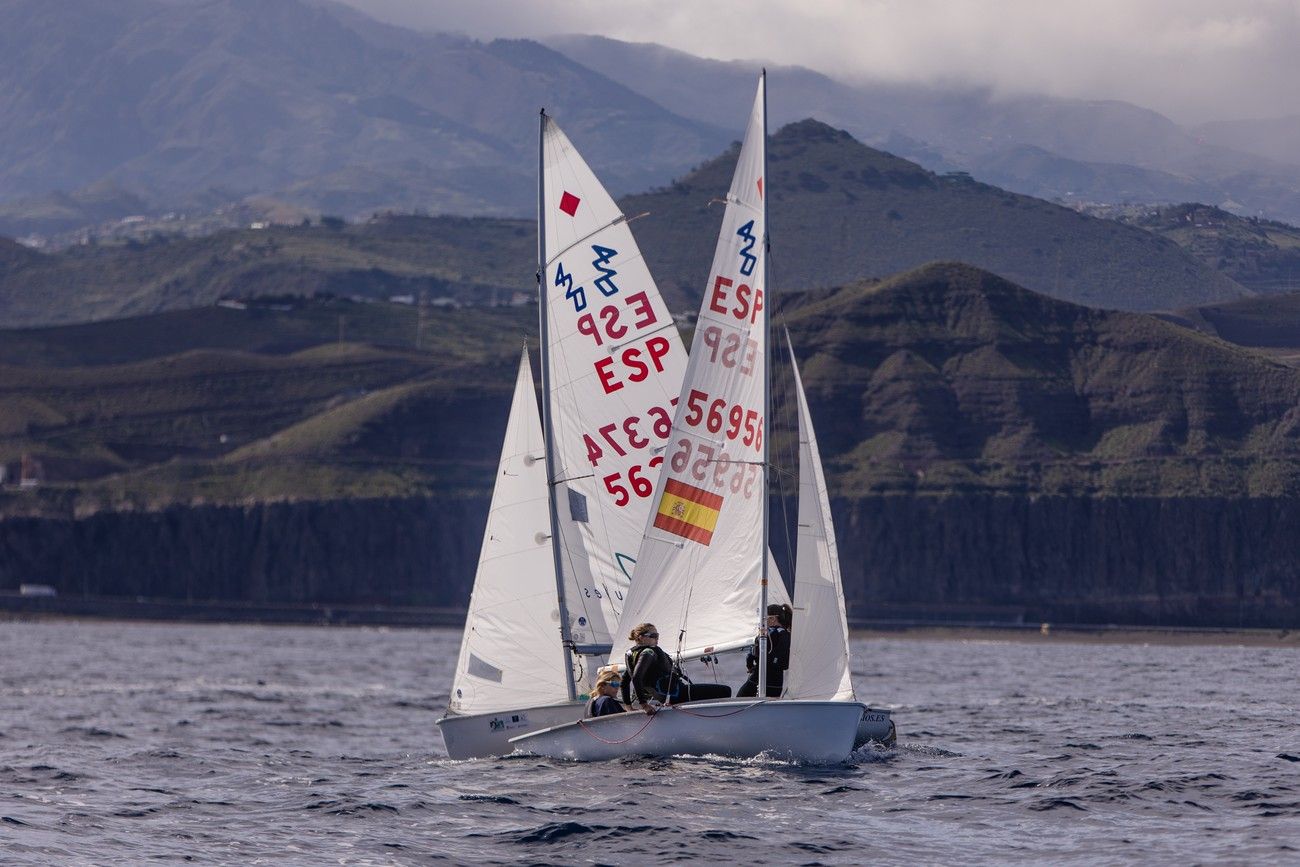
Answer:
top-left (338, 0), bottom-right (1300, 125)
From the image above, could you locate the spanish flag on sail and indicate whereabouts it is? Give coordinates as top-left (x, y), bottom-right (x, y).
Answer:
top-left (653, 479), bottom-right (723, 546)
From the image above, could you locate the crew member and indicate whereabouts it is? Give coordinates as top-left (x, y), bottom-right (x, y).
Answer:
top-left (621, 622), bottom-right (731, 713)
top-left (736, 603), bottom-right (792, 698)
top-left (585, 669), bottom-right (626, 717)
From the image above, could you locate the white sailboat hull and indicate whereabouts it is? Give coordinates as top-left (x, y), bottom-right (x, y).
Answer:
top-left (856, 707), bottom-right (896, 748)
top-left (508, 700), bottom-right (865, 764)
top-left (436, 702), bottom-right (585, 760)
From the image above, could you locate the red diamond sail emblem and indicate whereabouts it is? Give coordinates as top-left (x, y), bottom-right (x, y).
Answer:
top-left (756, 177), bottom-right (763, 199)
top-left (559, 191), bottom-right (580, 216)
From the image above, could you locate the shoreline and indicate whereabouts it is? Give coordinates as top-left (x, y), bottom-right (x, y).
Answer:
top-left (851, 621), bottom-right (1300, 647)
top-left (3, 594), bottom-right (1297, 646)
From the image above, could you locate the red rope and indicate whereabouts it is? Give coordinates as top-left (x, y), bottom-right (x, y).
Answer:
top-left (576, 713), bottom-right (656, 745)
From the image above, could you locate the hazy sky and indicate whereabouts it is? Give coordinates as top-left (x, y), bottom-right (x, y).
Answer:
top-left (338, 0), bottom-right (1300, 125)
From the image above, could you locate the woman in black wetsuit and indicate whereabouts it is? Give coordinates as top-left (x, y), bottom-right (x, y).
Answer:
top-left (736, 603), bottom-right (792, 698)
top-left (620, 622), bottom-right (731, 712)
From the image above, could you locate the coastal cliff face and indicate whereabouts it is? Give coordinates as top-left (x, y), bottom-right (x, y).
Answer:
top-left (832, 495), bottom-right (1300, 627)
top-left (0, 498), bottom-right (488, 608)
top-left (3, 494), bottom-right (1296, 627)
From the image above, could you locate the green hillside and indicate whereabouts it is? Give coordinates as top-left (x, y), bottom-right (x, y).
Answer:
top-left (0, 298), bottom-right (533, 512)
top-left (1114, 203), bottom-right (1300, 296)
top-left (778, 263), bottom-right (1300, 497)
top-left (0, 122), bottom-right (1247, 329)
top-left (4, 264), bottom-right (1298, 520)
top-left (0, 216), bottom-right (535, 328)
top-left (1163, 291), bottom-right (1300, 360)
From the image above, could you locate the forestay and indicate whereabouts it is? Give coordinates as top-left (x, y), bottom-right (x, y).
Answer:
top-left (539, 116), bottom-right (691, 650)
top-left (615, 78), bottom-right (789, 661)
top-left (449, 351), bottom-right (570, 715)
top-left (785, 339), bottom-right (856, 701)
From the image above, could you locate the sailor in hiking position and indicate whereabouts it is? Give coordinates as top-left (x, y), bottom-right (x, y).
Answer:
top-left (737, 604), bottom-right (792, 698)
top-left (621, 623), bottom-right (731, 713)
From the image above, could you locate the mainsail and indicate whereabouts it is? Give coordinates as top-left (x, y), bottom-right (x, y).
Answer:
top-left (539, 115), bottom-right (691, 652)
top-left (785, 337), bottom-right (856, 701)
top-left (615, 75), bottom-right (789, 661)
top-left (449, 350), bottom-right (570, 715)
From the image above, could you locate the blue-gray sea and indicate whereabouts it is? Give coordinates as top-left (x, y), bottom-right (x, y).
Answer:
top-left (1, 620), bottom-right (1297, 864)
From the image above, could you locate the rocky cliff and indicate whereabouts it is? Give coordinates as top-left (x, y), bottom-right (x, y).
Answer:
top-left (3, 493), bottom-right (1296, 627)
top-left (0, 497), bottom-right (487, 608)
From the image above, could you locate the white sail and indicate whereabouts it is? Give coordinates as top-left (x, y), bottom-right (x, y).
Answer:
top-left (785, 338), bottom-right (856, 701)
top-left (449, 350), bottom-right (571, 715)
top-left (615, 76), bottom-right (789, 661)
top-left (540, 116), bottom-right (691, 650)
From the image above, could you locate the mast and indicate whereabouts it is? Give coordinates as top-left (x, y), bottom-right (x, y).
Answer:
top-left (757, 70), bottom-right (770, 699)
top-left (537, 109), bottom-right (579, 702)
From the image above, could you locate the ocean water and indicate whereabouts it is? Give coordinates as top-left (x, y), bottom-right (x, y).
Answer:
top-left (0, 619), bottom-right (1297, 864)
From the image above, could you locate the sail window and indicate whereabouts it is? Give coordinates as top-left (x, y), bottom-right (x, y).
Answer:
top-left (467, 654), bottom-right (504, 683)
top-left (568, 489), bottom-right (589, 523)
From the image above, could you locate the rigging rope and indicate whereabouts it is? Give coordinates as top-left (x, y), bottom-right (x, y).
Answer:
top-left (671, 700), bottom-right (766, 719)
top-left (576, 699), bottom-right (766, 746)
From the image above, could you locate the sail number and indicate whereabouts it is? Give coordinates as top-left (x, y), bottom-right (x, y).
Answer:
top-left (583, 398), bottom-right (679, 467)
top-left (594, 336), bottom-right (672, 395)
top-left (602, 456), bottom-right (664, 507)
top-left (700, 324), bottom-right (757, 376)
top-left (668, 438), bottom-right (761, 499)
top-left (683, 389), bottom-right (763, 451)
top-left (576, 290), bottom-right (658, 347)
top-left (707, 275), bottom-right (764, 325)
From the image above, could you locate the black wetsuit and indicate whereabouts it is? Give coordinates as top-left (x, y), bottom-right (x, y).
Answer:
top-left (621, 645), bottom-right (731, 707)
top-left (737, 626), bottom-right (790, 698)
top-left (585, 695), bottom-right (626, 717)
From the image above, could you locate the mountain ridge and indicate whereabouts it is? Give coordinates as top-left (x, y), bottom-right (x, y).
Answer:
top-left (3, 2), bottom-right (1300, 239)
top-left (0, 120), bottom-right (1248, 328)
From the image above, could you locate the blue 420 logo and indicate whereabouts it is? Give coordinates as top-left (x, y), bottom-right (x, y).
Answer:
top-left (556, 245), bottom-right (622, 313)
top-left (736, 220), bottom-right (758, 276)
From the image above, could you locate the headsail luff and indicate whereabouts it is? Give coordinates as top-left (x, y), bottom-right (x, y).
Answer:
top-left (614, 76), bottom-right (789, 662)
top-left (785, 335), bottom-right (856, 702)
top-left (539, 116), bottom-right (691, 654)
top-left (449, 350), bottom-right (571, 715)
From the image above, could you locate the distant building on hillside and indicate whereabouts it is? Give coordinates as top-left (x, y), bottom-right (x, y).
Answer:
top-left (19, 454), bottom-right (43, 488)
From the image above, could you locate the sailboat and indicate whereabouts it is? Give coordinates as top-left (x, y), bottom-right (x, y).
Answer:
top-left (509, 73), bottom-right (868, 764)
top-left (784, 331), bottom-right (896, 747)
top-left (436, 112), bottom-right (691, 759)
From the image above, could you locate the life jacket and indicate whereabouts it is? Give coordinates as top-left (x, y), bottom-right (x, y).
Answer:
top-left (622, 644), bottom-right (687, 704)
